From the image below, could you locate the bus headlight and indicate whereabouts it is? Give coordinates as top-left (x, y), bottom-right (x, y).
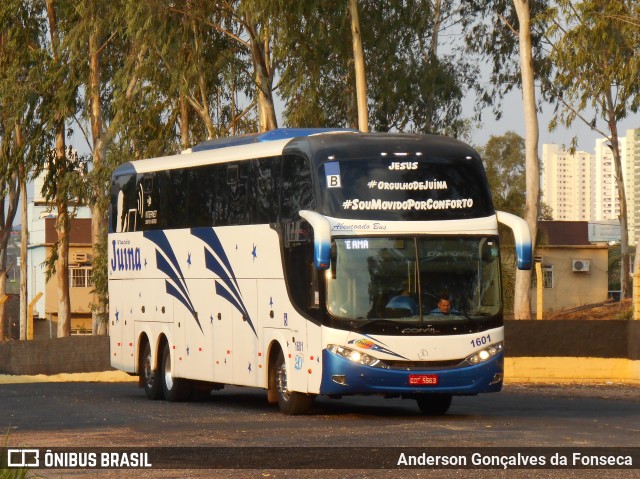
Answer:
top-left (327, 345), bottom-right (382, 367)
top-left (465, 342), bottom-right (503, 365)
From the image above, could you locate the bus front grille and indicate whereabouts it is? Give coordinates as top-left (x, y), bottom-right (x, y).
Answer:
top-left (383, 359), bottom-right (465, 370)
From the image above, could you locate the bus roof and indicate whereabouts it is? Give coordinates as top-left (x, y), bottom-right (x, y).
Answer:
top-left (191, 128), bottom-right (357, 152)
top-left (112, 131), bottom-right (480, 178)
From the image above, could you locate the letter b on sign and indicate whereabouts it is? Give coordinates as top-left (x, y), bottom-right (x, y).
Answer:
top-left (328, 175), bottom-right (341, 188)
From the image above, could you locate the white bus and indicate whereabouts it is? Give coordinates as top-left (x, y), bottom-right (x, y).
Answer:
top-left (108, 128), bottom-right (531, 415)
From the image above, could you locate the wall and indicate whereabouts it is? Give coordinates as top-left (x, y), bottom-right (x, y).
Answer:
top-left (0, 336), bottom-right (111, 375)
top-left (531, 246), bottom-right (608, 314)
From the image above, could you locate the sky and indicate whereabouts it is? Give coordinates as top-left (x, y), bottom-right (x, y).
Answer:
top-left (19, 74), bottom-right (640, 208)
top-left (467, 86), bottom-right (640, 153)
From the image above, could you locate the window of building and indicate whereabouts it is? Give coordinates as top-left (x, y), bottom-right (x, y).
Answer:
top-left (542, 265), bottom-right (554, 288)
top-left (69, 267), bottom-right (93, 288)
top-left (533, 264), bottom-right (554, 289)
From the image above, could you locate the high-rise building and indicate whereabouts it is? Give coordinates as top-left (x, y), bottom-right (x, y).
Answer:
top-left (627, 128), bottom-right (640, 245)
top-left (593, 137), bottom-right (627, 222)
top-left (541, 144), bottom-right (592, 221)
top-left (542, 129), bottom-right (638, 246)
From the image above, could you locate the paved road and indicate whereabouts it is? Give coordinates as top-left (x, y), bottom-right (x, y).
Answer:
top-left (1, 382), bottom-right (639, 478)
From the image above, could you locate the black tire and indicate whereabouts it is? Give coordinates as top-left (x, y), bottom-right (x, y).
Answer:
top-left (416, 394), bottom-right (453, 415)
top-left (273, 351), bottom-right (314, 415)
top-left (160, 343), bottom-right (193, 402)
top-left (142, 341), bottom-right (163, 400)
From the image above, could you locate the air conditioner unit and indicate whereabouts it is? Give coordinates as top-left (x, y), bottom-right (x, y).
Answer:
top-left (572, 259), bottom-right (590, 272)
top-left (72, 252), bottom-right (90, 263)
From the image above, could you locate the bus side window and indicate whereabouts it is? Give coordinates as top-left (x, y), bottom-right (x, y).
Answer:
top-left (223, 162), bottom-right (248, 225)
top-left (281, 154), bottom-right (314, 221)
top-left (251, 157), bottom-right (280, 224)
top-left (188, 164), bottom-right (216, 227)
top-left (110, 174), bottom-right (136, 233)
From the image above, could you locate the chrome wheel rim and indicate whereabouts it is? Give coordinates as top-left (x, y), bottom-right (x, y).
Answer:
top-left (164, 350), bottom-right (173, 391)
top-left (144, 348), bottom-right (154, 388)
top-left (276, 362), bottom-right (290, 401)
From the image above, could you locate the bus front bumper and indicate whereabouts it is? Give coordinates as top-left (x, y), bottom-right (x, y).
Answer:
top-left (319, 349), bottom-right (504, 396)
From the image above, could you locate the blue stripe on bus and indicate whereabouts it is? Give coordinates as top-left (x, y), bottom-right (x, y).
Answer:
top-left (215, 283), bottom-right (257, 337)
top-left (193, 227), bottom-right (257, 338)
top-left (191, 228), bottom-right (239, 290)
top-left (144, 230), bottom-right (202, 332)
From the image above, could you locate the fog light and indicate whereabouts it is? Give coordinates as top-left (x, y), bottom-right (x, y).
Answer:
top-left (490, 373), bottom-right (503, 385)
top-left (332, 375), bottom-right (347, 385)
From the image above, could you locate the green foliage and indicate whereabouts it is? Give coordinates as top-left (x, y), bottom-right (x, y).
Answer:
top-left (547, 0), bottom-right (640, 133)
top-left (459, 0), bottom-right (552, 119)
top-left (479, 132), bottom-right (527, 314)
top-left (1, 430), bottom-right (39, 479)
top-left (479, 131), bottom-right (526, 216)
top-left (277, 0), bottom-right (473, 136)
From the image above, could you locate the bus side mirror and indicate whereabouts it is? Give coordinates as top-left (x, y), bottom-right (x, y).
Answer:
top-left (496, 211), bottom-right (532, 270)
top-left (299, 210), bottom-right (332, 270)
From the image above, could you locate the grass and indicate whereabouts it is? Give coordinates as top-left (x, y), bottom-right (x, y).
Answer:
top-left (1, 430), bottom-right (41, 479)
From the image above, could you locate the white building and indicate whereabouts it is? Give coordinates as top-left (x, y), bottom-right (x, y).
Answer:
top-left (627, 128), bottom-right (640, 245)
top-left (541, 128), bottom-right (638, 246)
top-left (593, 137), bottom-right (627, 222)
top-left (541, 144), bottom-right (592, 221)
top-left (27, 169), bottom-right (92, 328)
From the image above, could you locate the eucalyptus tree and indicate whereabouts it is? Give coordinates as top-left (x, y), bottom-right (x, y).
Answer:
top-left (0, 125), bottom-right (20, 342)
top-left (277, 0), bottom-right (471, 136)
top-left (460, 0), bottom-right (551, 319)
top-left (38, 0), bottom-right (85, 337)
top-left (166, 0), bottom-right (283, 133)
top-left (545, 0), bottom-right (640, 299)
top-left (0, 0), bottom-right (48, 341)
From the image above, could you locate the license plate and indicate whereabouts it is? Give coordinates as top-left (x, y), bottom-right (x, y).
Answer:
top-left (408, 374), bottom-right (439, 386)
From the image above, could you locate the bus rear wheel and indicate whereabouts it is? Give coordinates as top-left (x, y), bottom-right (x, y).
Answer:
top-left (142, 341), bottom-right (162, 400)
top-left (416, 394), bottom-right (452, 415)
top-left (273, 351), bottom-right (313, 415)
top-left (161, 343), bottom-right (193, 402)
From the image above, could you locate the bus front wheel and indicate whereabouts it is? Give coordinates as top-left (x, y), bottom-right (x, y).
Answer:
top-left (273, 351), bottom-right (314, 415)
top-left (416, 394), bottom-right (452, 415)
top-left (161, 343), bottom-right (193, 402)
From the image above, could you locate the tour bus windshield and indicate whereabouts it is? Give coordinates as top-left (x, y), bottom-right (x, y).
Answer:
top-left (317, 155), bottom-right (494, 221)
top-left (326, 236), bottom-right (501, 322)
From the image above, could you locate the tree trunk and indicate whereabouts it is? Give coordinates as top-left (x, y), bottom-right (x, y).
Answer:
top-left (0, 167), bottom-right (19, 341)
top-left (245, 15), bottom-right (277, 132)
top-left (423, 0), bottom-right (442, 133)
top-left (55, 200), bottom-right (72, 338)
top-left (604, 87), bottom-right (630, 299)
top-left (15, 125), bottom-right (27, 341)
top-left (348, 0), bottom-right (368, 132)
top-left (180, 92), bottom-right (190, 150)
top-left (54, 131), bottom-right (72, 338)
top-left (89, 27), bottom-right (107, 335)
top-left (0, 272), bottom-right (6, 341)
top-left (20, 172), bottom-right (28, 339)
top-left (512, 0), bottom-right (539, 319)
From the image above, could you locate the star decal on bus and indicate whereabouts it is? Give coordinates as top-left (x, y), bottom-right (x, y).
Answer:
top-left (191, 228), bottom-right (257, 337)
